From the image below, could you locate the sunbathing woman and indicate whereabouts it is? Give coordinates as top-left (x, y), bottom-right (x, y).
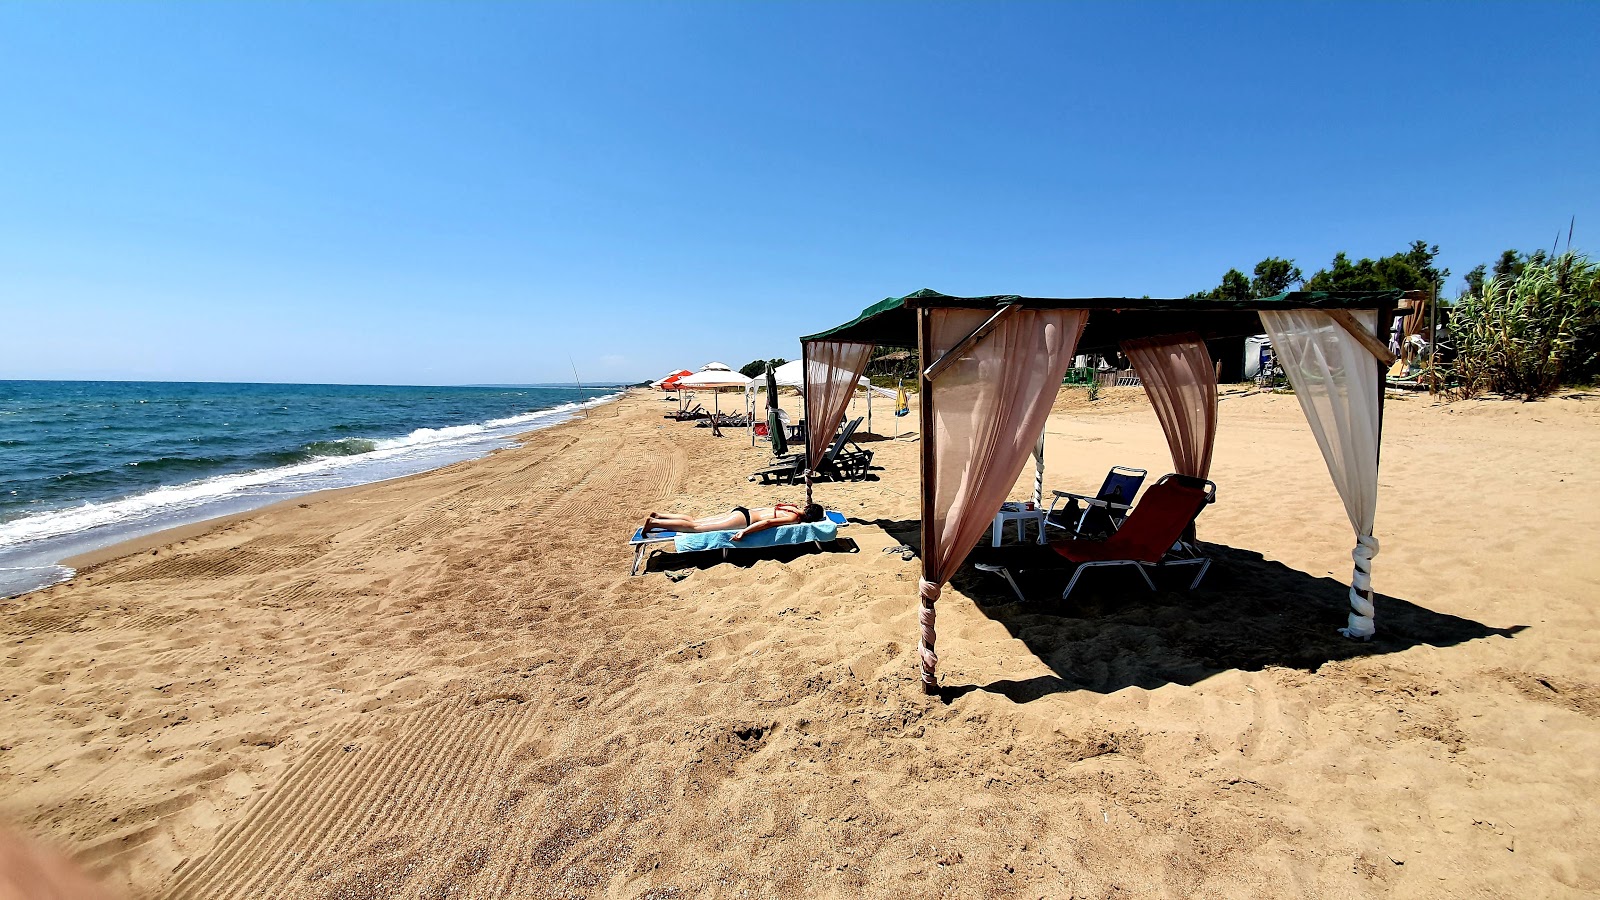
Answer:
top-left (642, 503), bottom-right (825, 541)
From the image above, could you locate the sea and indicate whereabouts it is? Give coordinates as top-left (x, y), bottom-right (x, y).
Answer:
top-left (0, 381), bottom-right (624, 598)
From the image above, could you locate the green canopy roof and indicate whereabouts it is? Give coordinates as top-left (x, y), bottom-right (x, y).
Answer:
top-left (801, 288), bottom-right (1407, 351)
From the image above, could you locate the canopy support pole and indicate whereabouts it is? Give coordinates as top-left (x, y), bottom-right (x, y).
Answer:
top-left (1371, 302), bottom-right (1394, 618)
top-left (916, 306), bottom-right (940, 695)
top-left (923, 303), bottom-right (1019, 381)
top-left (802, 342), bottom-right (814, 508)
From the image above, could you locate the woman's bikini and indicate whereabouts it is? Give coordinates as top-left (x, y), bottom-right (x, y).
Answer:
top-left (730, 503), bottom-right (802, 527)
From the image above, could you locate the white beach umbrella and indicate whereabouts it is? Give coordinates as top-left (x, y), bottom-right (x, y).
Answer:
top-left (674, 367), bottom-right (752, 416)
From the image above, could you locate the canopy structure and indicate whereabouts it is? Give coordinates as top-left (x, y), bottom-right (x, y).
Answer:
top-left (675, 364), bottom-right (752, 416)
top-left (676, 370), bottom-right (751, 389)
top-left (799, 288), bottom-right (1409, 694)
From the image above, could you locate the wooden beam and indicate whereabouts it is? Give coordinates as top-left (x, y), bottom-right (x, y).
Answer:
top-left (923, 303), bottom-right (1019, 381)
top-left (1326, 309), bottom-right (1397, 368)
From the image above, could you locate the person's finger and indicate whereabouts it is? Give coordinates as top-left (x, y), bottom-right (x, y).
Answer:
top-left (0, 830), bottom-right (120, 900)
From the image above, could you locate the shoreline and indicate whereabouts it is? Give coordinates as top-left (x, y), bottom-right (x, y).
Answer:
top-left (4, 390), bottom-right (628, 596)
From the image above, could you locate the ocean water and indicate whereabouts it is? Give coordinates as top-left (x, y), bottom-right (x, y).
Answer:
top-left (0, 381), bottom-right (623, 597)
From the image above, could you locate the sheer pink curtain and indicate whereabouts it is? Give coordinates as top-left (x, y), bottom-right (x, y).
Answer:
top-left (1121, 333), bottom-right (1218, 479)
top-left (916, 307), bottom-right (1088, 691)
top-left (803, 340), bottom-right (875, 469)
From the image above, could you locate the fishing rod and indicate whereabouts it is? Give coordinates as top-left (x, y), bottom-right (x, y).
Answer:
top-left (569, 355), bottom-right (587, 418)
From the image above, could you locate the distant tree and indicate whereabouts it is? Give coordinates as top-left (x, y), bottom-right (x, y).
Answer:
top-left (1250, 257), bottom-right (1304, 296)
top-left (1493, 249), bottom-right (1525, 281)
top-left (1303, 241), bottom-right (1448, 295)
top-left (1463, 264), bottom-right (1488, 298)
top-left (739, 358), bottom-right (789, 378)
top-left (1189, 260), bottom-right (1291, 301)
top-left (1187, 267), bottom-right (1253, 302)
top-left (1192, 244), bottom-right (1445, 300)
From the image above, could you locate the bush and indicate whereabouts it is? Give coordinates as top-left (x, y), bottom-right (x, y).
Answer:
top-left (1449, 252), bottom-right (1599, 399)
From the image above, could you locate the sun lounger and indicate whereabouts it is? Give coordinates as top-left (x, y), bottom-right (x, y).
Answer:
top-left (753, 417), bottom-right (872, 484)
top-left (976, 474), bottom-right (1214, 602)
top-left (627, 510), bottom-right (850, 575)
top-left (1045, 466), bottom-right (1146, 537)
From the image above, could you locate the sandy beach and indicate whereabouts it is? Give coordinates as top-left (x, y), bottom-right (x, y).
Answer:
top-left (3, 387), bottom-right (1599, 898)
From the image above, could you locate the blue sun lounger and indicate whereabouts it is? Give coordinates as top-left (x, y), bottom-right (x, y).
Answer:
top-left (628, 510), bottom-right (849, 575)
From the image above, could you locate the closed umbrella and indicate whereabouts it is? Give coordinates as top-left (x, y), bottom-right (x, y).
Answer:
top-left (765, 363), bottom-right (787, 456)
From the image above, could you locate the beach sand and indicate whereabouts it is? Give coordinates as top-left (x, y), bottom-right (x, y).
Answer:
top-left (3, 388), bottom-right (1599, 898)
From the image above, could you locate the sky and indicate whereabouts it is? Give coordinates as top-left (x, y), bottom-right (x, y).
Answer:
top-left (1, 2), bottom-right (1595, 385)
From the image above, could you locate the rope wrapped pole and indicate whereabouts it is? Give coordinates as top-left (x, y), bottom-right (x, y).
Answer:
top-left (1344, 302), bottom-right (1393, 639)
top-left (1341, 535), bottom-right (1378, 638)
top-left (1032, 428), bottom-right (1046, 508)
top-left (917, 580), bottom-right (940, 690)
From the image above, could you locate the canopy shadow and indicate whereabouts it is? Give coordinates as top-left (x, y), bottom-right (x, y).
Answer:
top-left (864, 518), bottom-right (1524, 703)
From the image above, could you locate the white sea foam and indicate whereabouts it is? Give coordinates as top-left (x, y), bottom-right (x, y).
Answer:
top-left (0, 392), bottom-right (621, 553)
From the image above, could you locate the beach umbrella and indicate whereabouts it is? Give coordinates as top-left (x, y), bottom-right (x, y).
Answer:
top-left (765, 363), bottom-right (787, 456)
top-left (674, 367), bottom-right (752, 417)
top-left (655, 369), bottom-right (692, 391)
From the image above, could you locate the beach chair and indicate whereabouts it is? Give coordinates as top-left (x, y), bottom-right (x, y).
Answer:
top-left (1045, 466), bottom-right (1147, 538)
top-left (975, 474), bottom-right (1214, 603)
top-left (627, 510), bottom-right (850, 575)
top-left (753, 417), bottom-right (869, 485)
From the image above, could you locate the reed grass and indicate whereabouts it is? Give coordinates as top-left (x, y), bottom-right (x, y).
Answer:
top-left (1449, 251), bottom-right (1599, 400)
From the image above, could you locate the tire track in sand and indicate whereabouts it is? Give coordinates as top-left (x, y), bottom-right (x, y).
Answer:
top-left (165, 695), bottom-right (542, 899)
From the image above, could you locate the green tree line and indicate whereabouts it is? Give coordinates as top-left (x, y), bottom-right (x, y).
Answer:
top-left (1190, 239), bottom-right (1596, 398)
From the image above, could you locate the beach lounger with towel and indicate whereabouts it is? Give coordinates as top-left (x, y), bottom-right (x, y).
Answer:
top-left (977, 474), bottom-right (1214, 602)
top-left (627, 510), bottom-right (850, 575)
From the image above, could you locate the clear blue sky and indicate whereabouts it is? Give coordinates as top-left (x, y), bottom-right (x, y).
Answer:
top-left (2, 2), bottom-right (1595, 385)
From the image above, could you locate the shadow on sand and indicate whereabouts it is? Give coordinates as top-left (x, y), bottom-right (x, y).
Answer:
top-left (862, 517), bottom-right (1526, 703)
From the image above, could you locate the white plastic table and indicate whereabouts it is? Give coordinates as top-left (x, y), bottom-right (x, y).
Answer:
top-left (991, 504), bottom-right (1047, 547)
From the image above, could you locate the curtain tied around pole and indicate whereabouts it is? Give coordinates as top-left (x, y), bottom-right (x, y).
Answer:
top-left (916, 308), bottom-right (1088, 691)
top-left (917, 579), bottom-right (941, 689)
top-left (1259, 309), bottom-right (1384, 640)
top-left (1345, 534), bottom-right (1379, 638)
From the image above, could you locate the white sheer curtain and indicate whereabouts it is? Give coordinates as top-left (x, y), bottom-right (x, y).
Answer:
top-left (916, 308), bottom-right (1088, 690)
top-left (1122, 333), bottom-right (1218, 480)
top-left (803, 340), bottom-right (875, 469)
top-left (1259, 309), bottom-right (1383, 638)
